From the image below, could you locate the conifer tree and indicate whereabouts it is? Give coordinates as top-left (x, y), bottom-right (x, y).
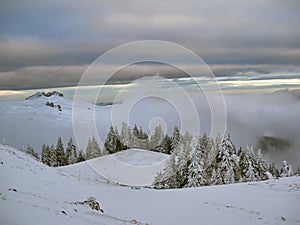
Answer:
top-left (187, 136), bottom-right (207, 187)
top-left (85, 138), bottom-right (92, 160)
top-left (56, 137), bottom-right (66, 166)
top-left (66, 138), bottom-right (77, 164)
top-left (177, 132), bottom-right (192, 187)
top-left (49, 144), bottom-right (57, 167)
top-left (150, 125), bottom-right (164, 151)
top-left (76, 150), bottom-right (86, 163)
top-left (212, 131), bottom-right (237, 185)
top-left (279, 161), bottom-right (293, 177)
top-left (91, 136), bottom-right (101, 158)
top-left (104, 125), bottom-right (123, 154)
top-left (41, 144), bottom-right (50, 166)
top-left (255, 149), bottom-right (268, 180)
top-left (171, 126), bottom-right (180, 153)
top-left (26, 145), bottom-right (39, 160)
top-left (157, 135), bottom-right (172, 154)
top-left (120, 122), bottom-right (132, 148)
top-left (268, 162), bottom-right (279, 178)
top-left (154, 150), bottom-right (178, 189)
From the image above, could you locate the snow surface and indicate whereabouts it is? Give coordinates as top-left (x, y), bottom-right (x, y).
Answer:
top-left (87, 149), bottom-right (169, 186)
top-left (1, 145), bottom-right (300, 225)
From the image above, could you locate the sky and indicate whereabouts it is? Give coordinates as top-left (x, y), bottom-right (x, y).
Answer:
top-left (0, 0), bottom-right (300, 100)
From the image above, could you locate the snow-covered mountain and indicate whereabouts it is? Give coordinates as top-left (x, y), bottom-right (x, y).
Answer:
top-left (0, 92), bottom-right (109, 152)
top-left (1, 90), bottom-right (300, 166)
top-left (1, 145), bottom-right (300, 225)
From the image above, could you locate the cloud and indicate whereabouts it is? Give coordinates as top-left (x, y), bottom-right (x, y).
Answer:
top-left (0, 0), bottom-right (300, 90)
top-left (0, 62), bottom-right (299, 91)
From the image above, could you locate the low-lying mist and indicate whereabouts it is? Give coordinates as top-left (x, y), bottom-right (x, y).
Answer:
top-left (113, 88), bottom-right (300, 167)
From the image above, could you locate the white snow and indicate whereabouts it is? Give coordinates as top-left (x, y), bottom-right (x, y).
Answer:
top-left (1, 145), bottom-right (300, 225)
top-left (87, 149), bottom-right (169, 186)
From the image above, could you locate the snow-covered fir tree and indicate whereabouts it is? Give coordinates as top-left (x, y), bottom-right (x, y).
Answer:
top-left (254, 149), bottom-right (268, 180)
top-left (268, 162), bottom-right (280, 178)
top-left (41, 144), bottom-right (50, 166)
top-left (25, 145), bottom-right (39, 160)
top-left (56, 137), bottom-right (66, 166)
top-left (177, 132), bottom-right (193, 187)
top-left (85, 138), bottom-right (92, 160)
top-left (66, 138), bottom-right (77, 164)
top-left (211, 131), bottom-right (237, 185)
top-left (154, 149), bottom-right (178, 189)
top-left (131, 124), bottom-right (141, 148)
top-left (119, 122), bottom-right (132, 148)
top-left (157, 134), bottom-right (172, 154)
top-left (171, 126), bottom-right (180, 153)
top-left (76, 150), bottom-right (86, 163)
top-left (104, 125), bottom-right (124, 154)
top-left (187, 136), bottom-right (207, 187)
top-left (242, 149), bottom-right (258, 182)
top-left (150, 125), bottom-right (164, 151)
top-left (49, 144), bottom-right (57, 167)
top-left (90, 136), bottom-right (101, 158)
top-left (280, 160), bottom-right (293, 177)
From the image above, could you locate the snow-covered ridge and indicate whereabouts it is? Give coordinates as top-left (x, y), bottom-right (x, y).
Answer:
top-left (25, 91), bottom-right (64, 100)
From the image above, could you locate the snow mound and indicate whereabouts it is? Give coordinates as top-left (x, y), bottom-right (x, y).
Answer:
top-left (87, 149), bottom-right (169, 186)
top-left (112, 148), bottom-right (169, 166)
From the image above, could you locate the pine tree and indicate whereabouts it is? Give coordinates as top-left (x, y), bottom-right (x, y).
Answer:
top-left (56, 137), bottom-right (66, 166)
top-left (238, 147), bottom-right (261, 182)
top-left (279, 160), bottom-right (293, 177)
top-left (104, 125), bottom-right (123, 154)
top-left (177, 132), bottom-right (192, 187)
top-left (153, 171), bottom-right (165, 189)
top-left (90, 136), bottom-right (101, 158)
top-left (295, 166), bottom-right (300, 176)
top-left (41, 144), bottom-right (51, 166)
top-left (132, 124), bottom-right (139, 138)
top-left (154, 150), bottom-right (179, 189)
top-left (255, 149), bottom-right (268, 180)
top-left (120, 122), bottom-right (132, 148)
top-left (171, 126), bottom-right (180, 153)
top-left (26, 145), bottom-right (39, 160)
top-left (85, 138), bottom-right (92, 160)
top-left (187, 136), bottom-right (207, 187)
top-left (129, 124), bottom-right (139, 148)
top-left (157, 135), bottom-right (172, 154)
top-left (287, 164), bottom-right (293, 177)
top-left (150, 125), bottom-right (164, 151)
top-left (212, 131), bottom-right (237, 185)
top-left (49, 144), bottom-right (57, 167)
top-left (76, 150), bottom-right (86, 163)
top-left (66, 138), bottom-right (77, 164)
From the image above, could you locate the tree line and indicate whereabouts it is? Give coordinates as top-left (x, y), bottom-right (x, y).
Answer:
top-left (104, 122), bottom-right (179, 154)
top-left (22, 123), bottom-right (299, 185)
top-left (24, 136), bottom-right (102, 167)
top-left (153, 131), bottom-right (298, 189)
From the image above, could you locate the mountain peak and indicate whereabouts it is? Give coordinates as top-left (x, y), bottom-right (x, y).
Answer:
top-left (25, 91), bottom-right (64, 100)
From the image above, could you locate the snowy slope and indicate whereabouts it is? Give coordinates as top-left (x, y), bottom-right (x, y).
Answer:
top-left (87, 149), bottom-right (169, 186)
top-left (0, 95), bottom-right (77, 151)
top-left (1, 145), bottom-right (300, 225)
top-left (0, 145), bottom-right (146, 225)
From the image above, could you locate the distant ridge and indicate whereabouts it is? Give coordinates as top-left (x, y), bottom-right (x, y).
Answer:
top-left (25, 91), bottom-right (64, 100)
